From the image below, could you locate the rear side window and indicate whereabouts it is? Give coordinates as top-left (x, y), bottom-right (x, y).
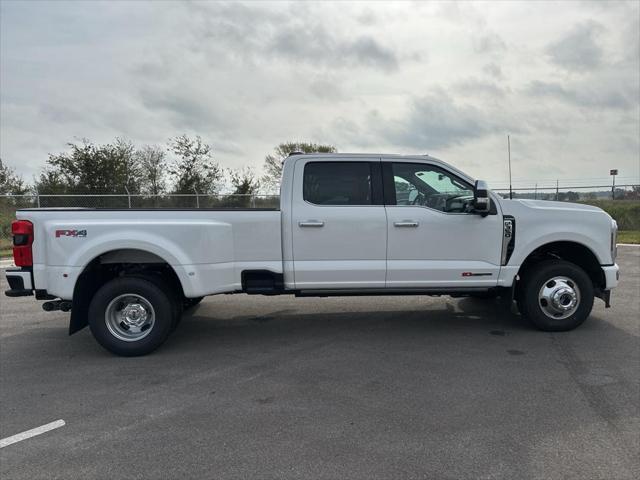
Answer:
top-left (303, 162), bottom-right (372, 205)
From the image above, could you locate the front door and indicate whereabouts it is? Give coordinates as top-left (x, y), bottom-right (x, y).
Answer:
top-left (291, 159), bottom-right (387, 289)
top-left (384, 161), bottom-right (503, 288)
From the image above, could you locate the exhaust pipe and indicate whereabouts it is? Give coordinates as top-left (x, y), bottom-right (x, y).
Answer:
top-left (42, 301), bottom-right (57, 311)
top-left (42, 300), bottom-right (72, 312)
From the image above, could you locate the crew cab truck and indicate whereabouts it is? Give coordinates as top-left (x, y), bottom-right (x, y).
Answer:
top-left (5, 153), bottom-right (620, 356)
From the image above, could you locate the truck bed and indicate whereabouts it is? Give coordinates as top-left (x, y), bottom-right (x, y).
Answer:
top-left (16, 208), bottom-right (283, 299)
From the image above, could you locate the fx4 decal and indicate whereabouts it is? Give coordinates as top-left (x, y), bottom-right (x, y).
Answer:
top-left (55, 229), bottom-right (87, 238)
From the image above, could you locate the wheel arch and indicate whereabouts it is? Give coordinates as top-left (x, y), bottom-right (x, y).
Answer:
top-left (516, 241), bottom-right (605, 296)
top-left (69, 248), bottom-right (185, 335)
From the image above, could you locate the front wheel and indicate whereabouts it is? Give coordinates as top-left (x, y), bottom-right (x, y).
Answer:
top-left (88, 277), bottom-right (175, 356)
top-left (518, 260), bottom-right (594, 332)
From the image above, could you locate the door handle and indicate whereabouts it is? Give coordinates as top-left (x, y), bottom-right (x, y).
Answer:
top-left (299, 220), bottom-right (325, 228)
top-left (394, 221), bottom-right (419, 228)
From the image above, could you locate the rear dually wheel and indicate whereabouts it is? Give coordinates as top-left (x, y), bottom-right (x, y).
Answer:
top-left (88, 277), bottom-right (175, 356)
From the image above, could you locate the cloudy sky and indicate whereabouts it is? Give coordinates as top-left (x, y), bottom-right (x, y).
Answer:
top-left (1, 0), bottom-right (639, 190)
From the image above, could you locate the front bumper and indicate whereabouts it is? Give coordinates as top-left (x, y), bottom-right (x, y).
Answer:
top-left (5, 267), bottom-right (33, 297)
top-left (602, 264), bottom-right (620, 290)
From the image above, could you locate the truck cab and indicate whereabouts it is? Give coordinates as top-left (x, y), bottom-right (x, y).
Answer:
top-left (5, 153), bottom-right (620, 356)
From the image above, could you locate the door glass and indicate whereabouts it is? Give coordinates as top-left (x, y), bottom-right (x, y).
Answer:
top-left (303, 162), bottom-right (372, 205)
top-left (391, 163), bottom-right (474, 213)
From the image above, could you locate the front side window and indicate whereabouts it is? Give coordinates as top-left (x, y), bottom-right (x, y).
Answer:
top-left (391, 163), bottom-right (474, 213)
top-left (303, 162), bottom-right (372, 205)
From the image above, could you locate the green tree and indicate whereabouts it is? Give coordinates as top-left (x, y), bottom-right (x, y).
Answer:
top-left (36, 138), bottom-right (139, 195)
top-left (225, 167), bottom-right (261, 207)
top-left (261, 141), bottom-right (337, 192)
top-left (168, 135), bottom-right (222, 195)
top-left (625, 185), bottom-right (640, 200)
top-left (565, 191), bottom-right (580, 202)
top-left (0, 158), bottom-right (29, 195)
top-left (136, 145), bottom-right (167, 196)
top-left (35, 169), bottom-right (69, 195)
top-left (229, 167), bottom-right (260, 195)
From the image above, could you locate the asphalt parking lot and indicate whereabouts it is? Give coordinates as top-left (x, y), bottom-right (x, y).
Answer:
top-left (1, 247), bottom-right (638, 480)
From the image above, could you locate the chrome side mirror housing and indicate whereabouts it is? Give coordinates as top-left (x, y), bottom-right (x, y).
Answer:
top-left (473, 180), bottom-right (490, 215)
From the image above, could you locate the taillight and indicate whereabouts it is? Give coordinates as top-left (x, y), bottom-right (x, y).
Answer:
top-left (12, 220), bottom-right (34, 267)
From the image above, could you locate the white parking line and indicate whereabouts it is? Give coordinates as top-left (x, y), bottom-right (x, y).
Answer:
top-left (0, 419), bottom-right (66, 448)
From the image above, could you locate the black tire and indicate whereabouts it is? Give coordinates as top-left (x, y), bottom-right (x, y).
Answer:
top-left (88, 277), bottom-right (175, 356)
top-left (183, 296), bottom-right (204, 311)
top-left (128, 273), bottom-right (183, 329)
top-left (518, 259), bottom-right (594, 332)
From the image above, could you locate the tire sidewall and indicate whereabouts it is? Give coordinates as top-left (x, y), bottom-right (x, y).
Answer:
top-left (127, 273), bottom-right (183, 328)
top-left (89, 277), bottom-right (174, 356)
top-left (521, 260), bottom-right (594, 332)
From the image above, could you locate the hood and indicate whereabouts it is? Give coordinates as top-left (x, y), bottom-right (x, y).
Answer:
top-left (497, 198), bottom-right (613, 222)
top-left (510, 199), bottom-right (604, 213)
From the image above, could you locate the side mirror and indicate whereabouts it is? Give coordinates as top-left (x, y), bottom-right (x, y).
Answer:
top-left (473, 180), bottom-right (490, 215)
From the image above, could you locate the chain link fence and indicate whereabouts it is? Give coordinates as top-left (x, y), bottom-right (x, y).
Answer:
top-left (1, 186), bottom-right (638, 257)
top-left (492, 184), bottom-right (640, 201)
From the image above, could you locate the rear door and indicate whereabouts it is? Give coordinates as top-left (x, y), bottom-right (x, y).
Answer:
top-left (291, 159), bottom-right (387, 289)
top-left (383, 160), bottom-right (503, 287)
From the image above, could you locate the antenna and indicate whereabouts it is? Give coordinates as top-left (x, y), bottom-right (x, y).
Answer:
top-left (507, 135), bottom-right (513, 200)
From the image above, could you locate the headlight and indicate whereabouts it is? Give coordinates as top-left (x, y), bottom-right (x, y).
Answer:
top-left (611, 219), bottom-right (618, 261)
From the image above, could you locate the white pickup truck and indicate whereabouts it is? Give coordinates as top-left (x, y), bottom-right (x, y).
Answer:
top-left (6, 153), bottom-right (620, 356)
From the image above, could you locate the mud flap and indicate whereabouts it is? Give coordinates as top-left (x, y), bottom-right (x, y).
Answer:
top-left (69, 298), bottom-right (89, 335)
top-left (596, 289), bottom-right (611, 308)
top-left (68, 269), bottom-right (106, 335)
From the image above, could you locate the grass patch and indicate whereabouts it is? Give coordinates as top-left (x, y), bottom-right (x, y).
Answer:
top-left (618, 230), bottom-right (640, 244)
top-left (0, 237), bottom-right (11, 259)
top-left (581, 200), bottom-right (640, 231)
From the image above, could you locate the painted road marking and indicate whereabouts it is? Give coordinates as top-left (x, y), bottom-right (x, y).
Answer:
top-left (0, 420), bottom-right (66, 448)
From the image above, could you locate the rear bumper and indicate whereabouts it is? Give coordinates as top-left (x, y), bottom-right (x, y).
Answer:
top-left (602, 264), bottom-right (620, 290)
top-left (5, 267), bottom-right (33, 297)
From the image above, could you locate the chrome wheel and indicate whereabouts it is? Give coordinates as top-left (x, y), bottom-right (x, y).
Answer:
top-left (538, 276), bottom-right (581, 320)
top-left (105, 293), bottom-right (155, 342)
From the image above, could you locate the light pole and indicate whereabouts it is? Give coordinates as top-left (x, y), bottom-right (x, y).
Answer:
top-left (610, 169), bottom-right (618, 200)
top-left (507, 135), bottom-right (513, 200)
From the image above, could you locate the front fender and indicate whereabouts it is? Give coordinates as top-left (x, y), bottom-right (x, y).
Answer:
top-left (511, 231), bottom-right (607, 266)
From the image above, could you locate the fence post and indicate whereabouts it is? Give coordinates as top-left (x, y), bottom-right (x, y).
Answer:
top-left (193, 188), bottom-right (200, 208)
top-left (35, 187), bottom-right (40, 208)
top-left (534, 183), bottom-right (537, 200)
top-left (125, 186), bottom-right (131, 208)
top-left (555, 180), bottom-right (559, 201)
